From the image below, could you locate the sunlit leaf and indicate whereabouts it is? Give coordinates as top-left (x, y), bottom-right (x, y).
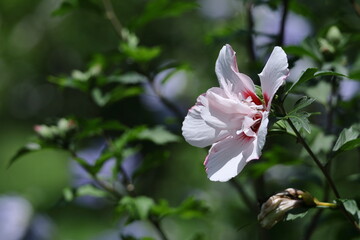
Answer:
top-left (292, 96), bottom-right (316, 113)
top-left (333, 124), bottom-right (360, 152)
top-left (120, 43), bottom-right (161, 62)
top-left (284, 46), bottom-right (319, 61)
top-left (287, 112), bottom-right (312, 134)
top-left (286, 68), bottom-right (347, 95)
top-left (77, 184), bottom-right (108, 198)
top-left (138, 126), bottom-right (179, 144)
top-left (92, 88), bottom-right (111, 107)
top-left (151, 197), bottom-right (208, 219)
top-left (284, 208), bottom-right (308, 221)
top-left (108, 72), bottom-right (148, 84)
top-left (286, 68), bottom-right (318, 94)
top-left (336, 199), bottom-right (360, 224)
top-left (118, 196), bottom-right (155, 220)
top-left (48, 76), bottom-right (89, 92)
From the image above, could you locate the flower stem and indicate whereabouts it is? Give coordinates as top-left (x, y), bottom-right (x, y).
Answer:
top-left (277, 0), bottom-right (290, 46)
top-left (285, 117), bottom-right (341, 198)
top-left (246, 1), bottom-right (256, 62)
top-left (230, 179), bottom-right (257, 213)
top-left (314, 199), bottom-right (337, 209)
top-left (102, 0), bottom-right (126, 41)
top-left (279, 105), bottom-right (360, 232)
top-left (150, 217), bottom-right (169, 240)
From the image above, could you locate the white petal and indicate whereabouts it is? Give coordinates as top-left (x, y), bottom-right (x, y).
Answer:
top-left (182, 96), bottom-right (229, 148)
top-left (247, 111), bottom-right (269, 161)
top-left (205, 134), bottom-right (259, 182)
top-left (216, 45), bottom-right (258, 101)
top-left (259, 46), bottom-right (289, 109)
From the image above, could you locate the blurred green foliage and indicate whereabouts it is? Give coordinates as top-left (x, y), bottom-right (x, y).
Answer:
top-left (1, 0), bottom-right (360, 239)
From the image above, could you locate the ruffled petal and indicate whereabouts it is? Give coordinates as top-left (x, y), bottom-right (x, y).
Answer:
top-left (216, 44), bottom-right (258, 101)
top-left (182, 94), bottom-right (229, 148)
top-left (204, 134), bottom-right (259, 182)
top-left (258, 47), bottom-right (289, 109)
top-left (246, 111), bottom-right (269, 161)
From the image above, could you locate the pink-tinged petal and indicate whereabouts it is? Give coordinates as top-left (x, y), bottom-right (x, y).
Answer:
top-left (259, 47), bottom-right (289, 109)
top-left (189, 87), bottom-right (256, 131)
top-left (205, 134), bottom-right (259, 182)
top-left (247, 111), bottom-right (269, 161)
top-left (182, 99), bottom-right (229, 148)
top-left (216, 44), bottom-right (258, 100)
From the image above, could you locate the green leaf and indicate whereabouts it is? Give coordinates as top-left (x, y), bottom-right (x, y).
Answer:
top-left (333, 124), bottom-right (360, 152)
top-left (292, 96), bottom-right (316, 113)
top-left (120, 43), bottom-right (161, 62)
top-left (108, 72), bottom-right (148, 84)
top-left (349, 70), bottom-right (360, 81)
top-left (63, 187), bottom-right (75, 201)
top-left (270, 119), bottom-right (296, 137)
top-left (138, 126), bottom-right (179, 145)
top-left (62, 185), bottom-right (107, 202)
top-left (286, 68), bottom-right (348, 95)
top-left (77, 184), bottom-right (108, 198)
top-left (8, 143), bottom-right (42, 168)
top-left (283, 46), bottom-right (320, 61)
top-left (174, 197), bottom-right (209, 219)
top-left (92, 88), bottom-right (111, 107)
top-left (306, 81), bottom-right (331, 106)
top-left (284, 208), bottom-right (308, 221)
top-left (76, 118), bottom-right (126, 139)
top-left (337, 199), bottom-right (360, 224)
top-left (52, 0), bottom-right (78, 16)
top-left (287, 112), bottom-right (312, 134)
top-left (118, 196), bottom-right (155, 220)
top-left (108, 86), bottom-right (143, 104)
top-left (286, 68), bottom-right (318, 94)
top-left (131, 0), bottom-right (198, 29)
top-left (48, 75), bottom-right (89, 92)
top-left (52, 0), bottom-right (101, 16)
top-left (151, 197), bottom-right (208, 219)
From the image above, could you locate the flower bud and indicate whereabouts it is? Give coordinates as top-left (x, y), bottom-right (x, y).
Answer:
top-left (258, 188), bottom-right (316, 229)
top-left (34, 125), bottom-right (54, 139)
top-left (326, 26), bottom-right (342, 45)
top-left (318, 38), bottom-right (335, 61)
top-left (57, 118), bottom-right (76, 132)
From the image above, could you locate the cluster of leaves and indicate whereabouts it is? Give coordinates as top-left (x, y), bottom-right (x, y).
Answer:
top-left (8, 0), bottom-right (206, 239)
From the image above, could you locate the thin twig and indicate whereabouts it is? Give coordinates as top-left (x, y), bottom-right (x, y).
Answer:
top-left (246, 1), bottom-right (256, 62)
top-left (70, 151), bottom-right (123, 199)
top-left (279, 105), bottom-right (360, 232)
top-left (102, 0), bottom-right (125, 40)
top-left (150, 217), bottom-right (169, 240)
top-left (277, 0), bottom-right (290, 46)
top-left (230, 179), bottom-right (257, 213)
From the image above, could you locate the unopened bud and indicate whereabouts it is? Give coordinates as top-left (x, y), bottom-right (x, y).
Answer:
top-left (258, 188), bottom-right (316, 229)
top-left (34, 125), bottom-right (54, 139)
top-left (57, 118), bottom-right (76, 132)
top-left (318, 38), bottom-right (335, 61)
top-left (326, 26), bottom-right (342, 45)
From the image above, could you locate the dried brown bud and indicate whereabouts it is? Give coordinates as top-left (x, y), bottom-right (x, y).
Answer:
top-left (258, 188), bottom-right (316, 229)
